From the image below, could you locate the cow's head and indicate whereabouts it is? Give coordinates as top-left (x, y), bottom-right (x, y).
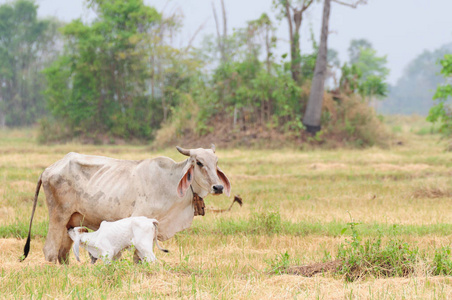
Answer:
top-left (176, 145), bottom-right (231, 198)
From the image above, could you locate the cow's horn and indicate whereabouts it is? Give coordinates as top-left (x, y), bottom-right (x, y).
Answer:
top-left (211, 144), bottom-right (216, 153)
top-left (176, 146), bottom-right (190, 156)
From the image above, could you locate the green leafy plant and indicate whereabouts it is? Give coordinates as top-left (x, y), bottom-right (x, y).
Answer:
top-left (427, 54), bottom-right (452, 147)
top-left (336, 217), bottom-right (418, 281)
top-left (432, 246), bottom-right (452, 275)
top-left (265, 251), bottom-right (291, 275)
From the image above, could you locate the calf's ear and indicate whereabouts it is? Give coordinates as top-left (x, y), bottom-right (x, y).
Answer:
top-left (78, 227), bottom-right (89, 233)
top-left (177, 164), bottom-right (194, 198)
top-left (217, 167), bottom-right (231, 197)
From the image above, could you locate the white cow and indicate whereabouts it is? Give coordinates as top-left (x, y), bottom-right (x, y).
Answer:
top-left (68, 217), bottom-right (168, 264)
top-left (21, 145), bottom-right (231, 264)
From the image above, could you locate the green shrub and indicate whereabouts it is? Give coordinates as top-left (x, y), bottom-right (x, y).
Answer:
top-left (336, 221), bottom-right (418, 281)
top-left (250, 211), bottom-right (282, 234)
top-left (265, 251), bottom-right (291, 275)
top-left (432, 246), bottom-right (452, 275)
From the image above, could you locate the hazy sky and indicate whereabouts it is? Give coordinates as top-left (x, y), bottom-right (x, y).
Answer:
top-left (31, 0), bottom-right (452, 85)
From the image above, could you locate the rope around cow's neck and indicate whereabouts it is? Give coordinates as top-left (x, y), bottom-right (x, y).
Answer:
top-left (190, 185), bottom-right (205, 216)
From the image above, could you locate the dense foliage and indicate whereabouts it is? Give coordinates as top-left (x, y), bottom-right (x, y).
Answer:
top-left (427, 54), bottom-right (452, 141)
top-left (44, 0), bottom-right (163, 140)
top-left (339, 39), bottom-right (389, 102)
top-left (0, 0), bottom-right (59, 127)
top-left (1, 0), bottom-right (392, 147)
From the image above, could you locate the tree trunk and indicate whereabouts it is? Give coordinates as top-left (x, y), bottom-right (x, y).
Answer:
top-left (286, 3), bottom-right (303, 83)
top-left (302, 0), bottom-right (331, 135)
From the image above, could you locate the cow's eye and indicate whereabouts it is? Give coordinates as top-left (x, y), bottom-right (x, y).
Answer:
top-left (196, 161), bottom-right (203, 167)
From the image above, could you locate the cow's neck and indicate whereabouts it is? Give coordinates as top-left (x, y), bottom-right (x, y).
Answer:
top-left (187, 160), bottom-right (208, 198)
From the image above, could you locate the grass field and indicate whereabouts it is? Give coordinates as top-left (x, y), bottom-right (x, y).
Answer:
top-left (1, 117), bottom-right (452, 299)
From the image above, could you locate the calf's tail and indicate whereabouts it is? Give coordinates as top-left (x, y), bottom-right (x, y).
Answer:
top-left (20, 175), bottom-right (42, 262)
top-left (152, 222), bottom-right (169, 253)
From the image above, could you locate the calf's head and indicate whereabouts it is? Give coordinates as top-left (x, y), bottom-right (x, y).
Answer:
top-left (176, 145), bottom-right (231, 198)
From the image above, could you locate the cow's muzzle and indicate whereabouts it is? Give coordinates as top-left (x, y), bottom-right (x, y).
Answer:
top-left (212, 185), bottom-right (224, 194)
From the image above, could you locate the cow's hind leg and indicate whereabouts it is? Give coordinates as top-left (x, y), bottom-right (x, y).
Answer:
top-left (43, 207), bottom-right (74, 264)
top-left (43, 217), bottom-right (63, 263)
top-left (58, 232), bottom-right (73, 264)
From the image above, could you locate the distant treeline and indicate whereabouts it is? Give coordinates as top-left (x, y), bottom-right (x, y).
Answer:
top-left (379, 43), bottom-right (452, 115)
top-left (0, 0), bottom-right (423, 147)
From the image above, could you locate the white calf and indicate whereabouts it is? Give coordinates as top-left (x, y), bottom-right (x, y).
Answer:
top-left (68, 216), bottom-right (168, 264)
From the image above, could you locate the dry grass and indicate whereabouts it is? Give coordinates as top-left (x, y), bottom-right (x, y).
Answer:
top-left (412, 183), bottom-right (452, 199)
top-left (1, 120), bottom-right (452, 299)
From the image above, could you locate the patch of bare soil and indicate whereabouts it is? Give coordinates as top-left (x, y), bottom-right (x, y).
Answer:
top-left (172, 111), bottom-right (391, 149)
top-left (282, 260), bottom-right (342, 277)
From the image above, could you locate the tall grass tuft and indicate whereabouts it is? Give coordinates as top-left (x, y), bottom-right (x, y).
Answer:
top-left (336, 222), bottom-right (419, 281)
top-left (432, 246), bottom-right (452, 275)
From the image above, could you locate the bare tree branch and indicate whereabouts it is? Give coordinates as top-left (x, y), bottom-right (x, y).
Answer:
top-left (211, 2), bottom-right (221, 40)
top-left (220, 0), bottom-right (227, 40)
top-left (285, 1), bottom-right (294, 44)
top-left (332, 0), bottom-right (367, 8)
top-left (286, 0), bottom-right (296, 11)
top-left (185, 19), bottom-right (208, 52)
top-left (301, 0), bottom-right (314, 13)
top-left (212, 1), bottom-right (226, 63)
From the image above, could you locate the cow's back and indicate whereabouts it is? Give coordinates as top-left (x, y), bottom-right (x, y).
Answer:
top-left (41, 153), bottom-right (143, 226)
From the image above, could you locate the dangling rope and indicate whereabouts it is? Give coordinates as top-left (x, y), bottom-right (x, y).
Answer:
top-left (190, 185), bottom-right (205, 216)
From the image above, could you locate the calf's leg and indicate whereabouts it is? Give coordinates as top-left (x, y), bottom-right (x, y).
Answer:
top-left (89, 253), bottom-right (98, 264)
top-left (133, 250), bottom-right (142, 264)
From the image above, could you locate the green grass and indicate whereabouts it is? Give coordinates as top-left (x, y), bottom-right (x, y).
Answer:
top-left (0, 220), bottom-right (48, 239)
top-left (3, 215), bottom-right (452, 241)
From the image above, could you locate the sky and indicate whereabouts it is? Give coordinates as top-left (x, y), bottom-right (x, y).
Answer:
top-left (30, 0), bottom-right (452, 85)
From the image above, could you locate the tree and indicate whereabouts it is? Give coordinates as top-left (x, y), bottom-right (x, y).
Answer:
top-left (302, 0), bottom-right (367, 135)
top-left (0, 0), bottom-right (59, 127)
top-left (302, 0), bottom-right (331, 134)
top-left (44, 0), bottom-right (162, 139)
top-left (427, 54), bottom-right (452, 142)
top-left (348, 38), bottom-right (372, 64)
top-left (273, 0), bottom-right (315, 83)
top-left (340, 41), bottom-right (389, 102)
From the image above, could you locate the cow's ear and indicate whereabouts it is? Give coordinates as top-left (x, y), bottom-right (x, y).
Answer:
top-left (217, 167), bottom-right (231, 197)
top-left (177, 165), bottom-right (194, 198)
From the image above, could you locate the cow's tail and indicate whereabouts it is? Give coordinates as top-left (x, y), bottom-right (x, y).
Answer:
top-left (152, 221), bottom-right (169, 253)
top-left (20, 175), bottom-right (42, 262)
top-left (68, 228), bottom-right (82, 262)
